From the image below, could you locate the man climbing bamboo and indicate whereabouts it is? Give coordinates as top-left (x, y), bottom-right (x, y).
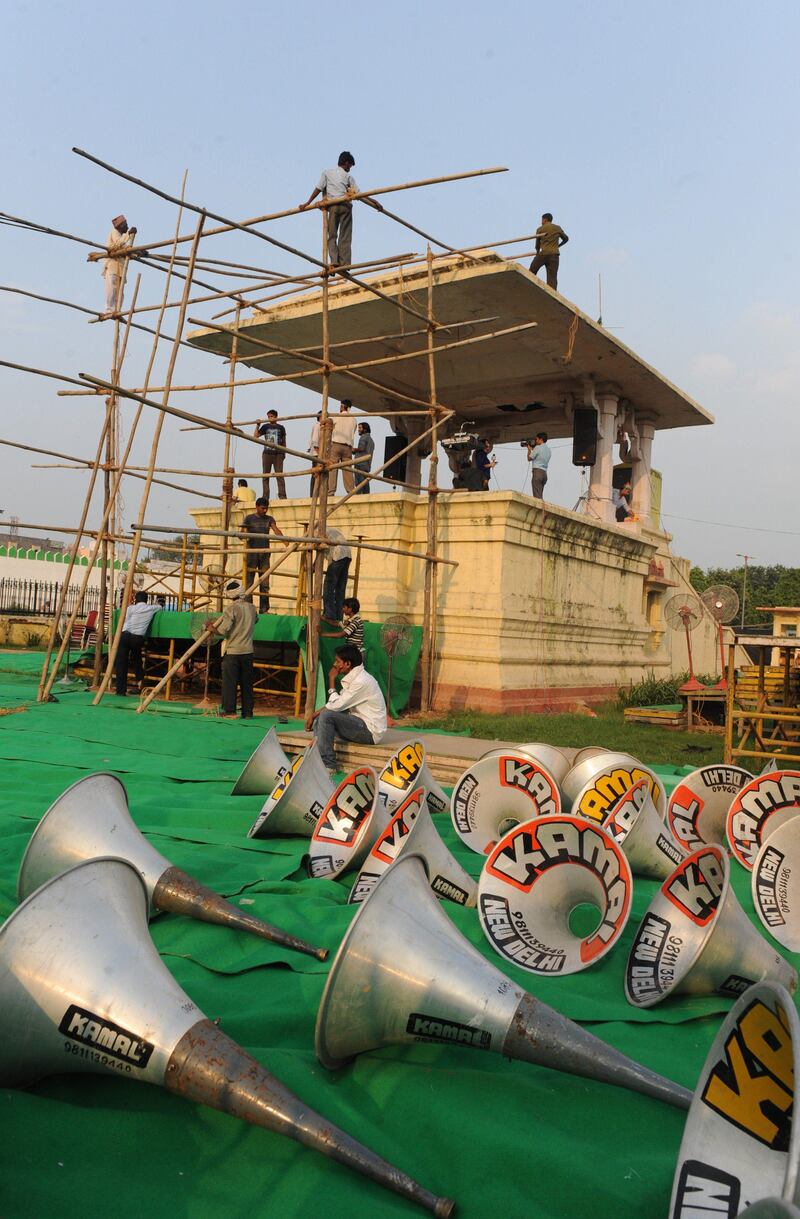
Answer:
top-left (299, 151), bottom-right (384, 269)
top-left (88, 214), bottom-right (139, 318)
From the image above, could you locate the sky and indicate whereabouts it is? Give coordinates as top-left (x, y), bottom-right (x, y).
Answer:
top-left (0, 0), bottom-right (798, 569)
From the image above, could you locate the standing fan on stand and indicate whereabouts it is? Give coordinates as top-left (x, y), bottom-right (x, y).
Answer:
top-left (190, 611), bottom-right (222, 710)
top-left (379, 615), bottom-right (413, 714)
top-left (700, 584), bottom-right (740, 690)
top-left (664, 594), bottom-right (706, 693)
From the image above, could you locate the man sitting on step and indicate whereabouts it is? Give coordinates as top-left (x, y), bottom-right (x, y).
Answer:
top-left (306, 643), bottom-right (387, 776)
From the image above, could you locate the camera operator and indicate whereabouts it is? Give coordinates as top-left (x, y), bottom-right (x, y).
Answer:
top-left (525, 432), bottom-right (551, 499)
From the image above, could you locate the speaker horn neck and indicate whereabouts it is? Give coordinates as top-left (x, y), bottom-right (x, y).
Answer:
top-left (154, 867), bottom-right (328, 961)
top-left (166, 1020), bottom-right (454, 1217)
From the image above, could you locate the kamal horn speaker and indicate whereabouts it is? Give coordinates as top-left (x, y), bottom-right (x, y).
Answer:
top-left (667, 763), bottom-right (754, 854)
top-left (726, 770), bottom-right (800, 870)
top-left (18, 772), bottom-right (327, 962)
top-left (316, 852), bottom-right (690, 1110)
top-left (231, 725), bottom-right (292, 796)
top-left (564, 750), bottom-right (667, 821)
top-left (669, 982), bottom-right (798, 1218)
top-left (591, 777), bottom-right (687, 880)
top-left (477, 815), bottom-right (632, 975)
top-left (450, 752), bottom-right (560, 856)
top-left (248, 740), bottom-right (335, 839)
top-left (377, 739), bottom-right (449, 815)
top-left (349, 786), bottom-right (477, 907)
top-left (625, 845), bottom-right (797, 1009)
top-left (479, 742), bottom-right (572, 789)
top-left (752, 817), bottom-right (800, 953)
top-left (0, 857), bottom-right (453, 1217)
top-left (307, 767), bottom-right (388, 880)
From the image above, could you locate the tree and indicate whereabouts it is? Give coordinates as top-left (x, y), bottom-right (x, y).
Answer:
top-left (690, 565), bottom-right (800, 626)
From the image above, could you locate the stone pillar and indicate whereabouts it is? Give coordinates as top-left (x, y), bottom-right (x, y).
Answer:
top-left (586, 389), bottom-right (619, 525)
top-left (631, 419), bottom-right (655, 526)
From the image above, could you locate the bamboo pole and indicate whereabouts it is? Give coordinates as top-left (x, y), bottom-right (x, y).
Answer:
top-left (0, 284), bottom-right (185, 349)
top-left (73, 147), bottom-right (492, 329)
top-left (77, 156), bottom-right (508, 260)
top-left (138, 525), bottom-right (456, 567)
top-left (94, 211), bottom-right (206, 703)
top-left (421, 247), bottom-right (441, 712)
top-left (39, 182), bottom-right (192, 702)
top-left (218, 303), bottom-right (240, 605)
top-left (28, 463), bottom-right (221, 500)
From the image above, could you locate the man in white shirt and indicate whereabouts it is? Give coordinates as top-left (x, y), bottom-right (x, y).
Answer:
top-left (115, 591), bottom-right (160, 695)
top-left (88, 214), bottom-right (137, 318)
top-left (306, 644), bottom-right (387, 773)
top-left (298, 150), bottom-right (384, 270)
top-left (323, 528), bottom-right (352, 620)
top-left (329, 400), bottom-right (358, 492)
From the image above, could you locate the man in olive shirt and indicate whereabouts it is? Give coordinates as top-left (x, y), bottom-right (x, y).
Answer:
top-left (207, 582), bottom-right (258, 719)
top-left (241, 497), bottom-right (283, 613)
top-left (530, 212), bottom-right (569, 290)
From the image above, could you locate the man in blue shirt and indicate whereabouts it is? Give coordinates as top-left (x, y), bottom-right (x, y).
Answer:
top-left (526, 432), bottom-right (551, 499)
top-left (115, 592), bottom-right (160, 695)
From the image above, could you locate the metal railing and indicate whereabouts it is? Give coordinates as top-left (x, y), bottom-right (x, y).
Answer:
top-left (0, 578), bottom-right (101, 619)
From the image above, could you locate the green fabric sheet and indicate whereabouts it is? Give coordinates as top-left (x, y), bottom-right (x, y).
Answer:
top-left (0, 663), bottom-right (797, 1219)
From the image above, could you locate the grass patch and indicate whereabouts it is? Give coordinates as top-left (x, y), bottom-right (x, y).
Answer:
top-left (409, 705), bottom-right (723, 767)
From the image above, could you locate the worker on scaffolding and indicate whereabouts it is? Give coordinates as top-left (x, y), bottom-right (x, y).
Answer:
top-left (207, 581), bottom-right (258, 719)
top-left (88, 214), bottom-right (138, 318)
top-left (530, 212), bottom-right (569, 291)
top-left (241, 497), bottom-right (283, 613)
top-left (299, 151), bottom-right (384, 270)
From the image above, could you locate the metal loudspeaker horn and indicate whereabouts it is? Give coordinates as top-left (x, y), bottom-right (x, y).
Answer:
top-left (726, 770), bottom-right (800, 870)
top-left (317, 853), bottom-right (690, 1110)
top-left (231, 725), bottom-right (292, 796)
top-left (596, 778), bottom-right (687, 879)
top-left (565, 750), bottom-right (667, 822)
top-left (479, 742), bottom-right (571, 788)
top-left (450, 752), bottom-right (560, 855)
top-left (307, 768), bottom-right (388, 880)
top-left (349, 787), bottom-right (477, 907)
top-left (667, 763), bottom-right (754, 853)
top-left (478, 815), bottom-right (632, 975)
top-left (0, 858), bottom-right (453, 1218)
top-left (625, 845), bottom-right (798, 1009)
top-left (752, 817), bottom-right (800, 953)
top-left (248, 741), bottom-right (334, 839)
top-left (377, 739), bottom-right (449, 815)
top-left (742, 1204), bottom-right (800, 1218)
top-left (669, 982), bottom-right (799, 1218)
top-left (18, 773), bottom-right (327, 962)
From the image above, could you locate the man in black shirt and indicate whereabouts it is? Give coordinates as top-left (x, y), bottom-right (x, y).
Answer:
top-left (241, 497), bottom-right (283, 613)
top-left (255, 409), bottom-right (287, 500)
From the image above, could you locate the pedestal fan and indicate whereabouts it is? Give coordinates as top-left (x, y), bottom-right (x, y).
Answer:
top-left (664, 593), bottom-right (706, 693)
top-left (700, 584), bottom-right (739, 690)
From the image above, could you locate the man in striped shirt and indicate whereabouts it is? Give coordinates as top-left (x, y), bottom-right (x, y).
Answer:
top-left (321, 597), bottom-right (365, 661)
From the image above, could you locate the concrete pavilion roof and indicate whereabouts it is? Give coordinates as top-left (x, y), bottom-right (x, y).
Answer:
top-left (187, 252), bottom-right (713, 442)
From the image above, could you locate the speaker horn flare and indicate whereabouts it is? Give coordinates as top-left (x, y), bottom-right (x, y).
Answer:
top-left (450, 752), bottom-right (561, 855)
top-left (669, 982), bottom-right (799, 1217)
top-left (248, 740), bottom-right (334, 839)
top-left (479, 742), bottom-right (571, 788)
top-left (18, 773), bottom-right (327, 962)
top-left (349, 787), bottom-right (477, 907)
top-left (625, 845), bottom-right (797, 1008)
top-left (317, 852), bottom-right (691, 1110)
top-left (726, 770), bottom-right (800, 870)
top-left (307, 767), bottom-right (388, 879)
top-left (378, 739), bottom-right (449, 816)
top-left (667, 763), bottom-right (754, 853)
top-left (0, 858), bottom-right (453, 1217)
top-left (597, 778), bottom-right (687, 879)
top-left (564, 751), bottom-right (667, 821)
top-left (752, 817), bottom-right (800, 953)
top-left (231, 725), bottom-right (292, 796)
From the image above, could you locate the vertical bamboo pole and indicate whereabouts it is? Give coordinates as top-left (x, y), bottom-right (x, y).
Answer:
top-left (302, 208), bottom-right (332, 724)
top-left (420, 246), bottom-right (440, 711)
top-left (352, 533), bottom-right (365, 599)
top-left (724, 642), bottom-right (735, 763)
top-left (218, 303), bottom-right (241, 604)
top-left (93, 254), bottom-right (131, 686)
top-left (94, 211), bottom-right (206, 703)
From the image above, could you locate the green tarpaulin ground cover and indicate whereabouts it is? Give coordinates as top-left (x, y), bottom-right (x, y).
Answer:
top-left (0, 660), bottom-right (797, 1218)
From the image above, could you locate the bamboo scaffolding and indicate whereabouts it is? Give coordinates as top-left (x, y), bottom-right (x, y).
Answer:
top-left (0, 438), bottom-right (218, 500)
top-left (73, 148), bottom-right (504, 329)
top-left (94, 211), bottom-right (206, 703)
top-left (219, 304), bottom-right (240, 606)
top-left (39, 186), bottom-right (193, 702)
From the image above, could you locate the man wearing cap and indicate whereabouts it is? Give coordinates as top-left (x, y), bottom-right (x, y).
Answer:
top-left (530, 212), bottom-right (569, 291)
top-left (88, 215), bottom-right (138, 318)
top-left (207, 582), bottom-right (258, 719)
top-left (299, 151), bottom-right (384, 269)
